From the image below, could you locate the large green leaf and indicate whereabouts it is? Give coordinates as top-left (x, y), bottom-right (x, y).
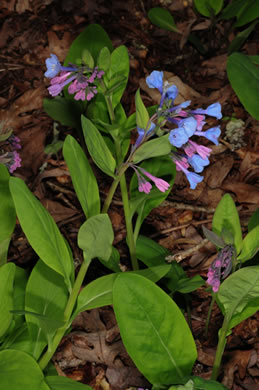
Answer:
top-left (227, 53), bottom-right (259, 120)
top-left (133, 134), bottom-right (171, 164)
top-left (238, 225), bottom-right (259, 262)
top-left (43, 97), bottom-right (82, 129)
top-left (0, 263), bottom-right (15, 338)
top-left (0, 349), bottom-right (50, 390)
top-left (9, 178), bottom-right (73, 290)
top-left (78, 214), bottom-right (114, 261)
top-left (0, 164), bottom-right (16, 265)
top-left (217, 266), bottom-right (259, 330)
top-left (64, 24), bottom-right (113, 64)
top-left (63, 135), bottom-right (100, 218)
top-left (25, 260), bottom-right (68, 359)
top-left (194, 0), bottom-right (224, 17)
top-left (75, 265), bottom-right (171, 317)
top-left (46, 376), bottom-right (92, 390)
top-left (113, 273), bottom-right (197, 385)
top-left (81, 116), bottom-right (116, 177)
top-left (235, 0), bottom-right (259, 27)
top-left (212, 194), bottom-right (242, 254)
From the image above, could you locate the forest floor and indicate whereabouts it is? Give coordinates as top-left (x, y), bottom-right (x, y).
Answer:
top-left (0, 0), bottom-right (259, 389)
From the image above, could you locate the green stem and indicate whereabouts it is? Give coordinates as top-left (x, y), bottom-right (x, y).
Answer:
top-left (211, 314), bottom-right (230, 380)
top-left (38, 257), bottom-right (91, 370)
top-left (120, 173), bottom-right (139, 270)
top-left (205, 294), bottom-right (216, 338)
top-left (102, 164), bottom-right (128, 214)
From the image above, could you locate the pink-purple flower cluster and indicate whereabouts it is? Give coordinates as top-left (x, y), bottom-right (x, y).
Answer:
top-left (135, 71), bottom-right (222, 190)
top-left (207, 245), bottom-right (234, 292)
top-left (131, 165), bottom-right (170, 194)
top-left (0, 134), bottom-right (22, 173)
top-left (44, 54), bottom-right (104, 101)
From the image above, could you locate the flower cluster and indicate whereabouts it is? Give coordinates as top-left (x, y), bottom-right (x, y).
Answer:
top-left (44, 54), bottom-right (104, 101)
top-left (135, 71), bottom-right (221, 190)
top-left (207, 245), bottom-right (234, 292)
top-left (0, 134), bottom-right (22, 173)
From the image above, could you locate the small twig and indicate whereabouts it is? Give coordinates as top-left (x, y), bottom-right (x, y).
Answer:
top-left (160, 200), bottom-right (215, 213)
top-left (150, 218), bottom-right (213, 238)
top-left (165, 238), bottom-right (209, 263)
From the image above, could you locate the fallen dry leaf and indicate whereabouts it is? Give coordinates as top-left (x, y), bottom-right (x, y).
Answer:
top-left (222, 182), bottom-right (259, 204)
top-left (204, 155), bottom-right (234, 189)
top-left (222, 350), bottom-right (252, 389)
top-left (41, 199), bottom-right (78, 223)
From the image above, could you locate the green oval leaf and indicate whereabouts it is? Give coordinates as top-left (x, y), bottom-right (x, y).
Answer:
top-left (212, 194), bottom-right (242, 254)
top-left (64, 24), bottom-right (113, 64)
top-left (9, 177), bottom-right (73, 290)
top-left (148, 7), bottom-right (179, 32)
top-left (238, 225), bottom-right (259, 262)
top-left (63, 135), bottom-right (100, 218)
top-left (25, 260), bottom-right (68, 359)
top-left (227, 53), bottom-right (259, 120)
top-left (235, 0), bottom-right (259, 27)
top-left (133, 134), bottom-right (171, 164)
top-left (81, 116), bottom-right (116, 177)
top-left (194, 0), bottom-right (224, 17)
top-left (113, 273), bottom-right (197, 385)
top-left (46, 376), bottom-right (92, 390)
top-left (78, 214), bottom-right (114, 261)
top-left (75, 265), bottom-right (171, 317)
top-left (217, 266), bottom-right (259, 330)
top-left (0, 349), bottom-right (49, 390)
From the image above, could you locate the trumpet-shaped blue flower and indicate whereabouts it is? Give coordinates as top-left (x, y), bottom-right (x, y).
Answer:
top-left (188, 154), bottom-right (210, 173)
top-left (45, 54), bottom-right (62, 78)
top-left (146, 71), bottom-right (163, 93)
top-left (192, 103), bottom-right (222, 120)
top-left (195, 126), bottom-right (221, 145)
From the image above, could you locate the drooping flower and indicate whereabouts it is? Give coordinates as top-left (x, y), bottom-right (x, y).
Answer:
top-left (138, 167), bottom-right (170, 192)
top-left (195, 126), bottom-right (221, 145)
top-left (171, 153), bottom-right (203, 189)
top-left (146, 71), bottom-right (164, 94)
top-left (44, 54), bottom-right (77, 78)
top-left (184, 140), bottom-right (212, 159)
top-left (207, 245), bottom-right (234, 292)
top-left (191, 102), bottom-right (222, 120)
top-left (188, 154), bottom-right (210, 173)
top-left (132, 165), bottom-right (170, 194)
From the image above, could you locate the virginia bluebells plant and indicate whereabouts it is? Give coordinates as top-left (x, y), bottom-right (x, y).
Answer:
top-left (44, 54), bottom-right (104, 101)
top-left (135, 70), bottom-right (222, 190)
top-left (207, 245), bottom-right (234, 292)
